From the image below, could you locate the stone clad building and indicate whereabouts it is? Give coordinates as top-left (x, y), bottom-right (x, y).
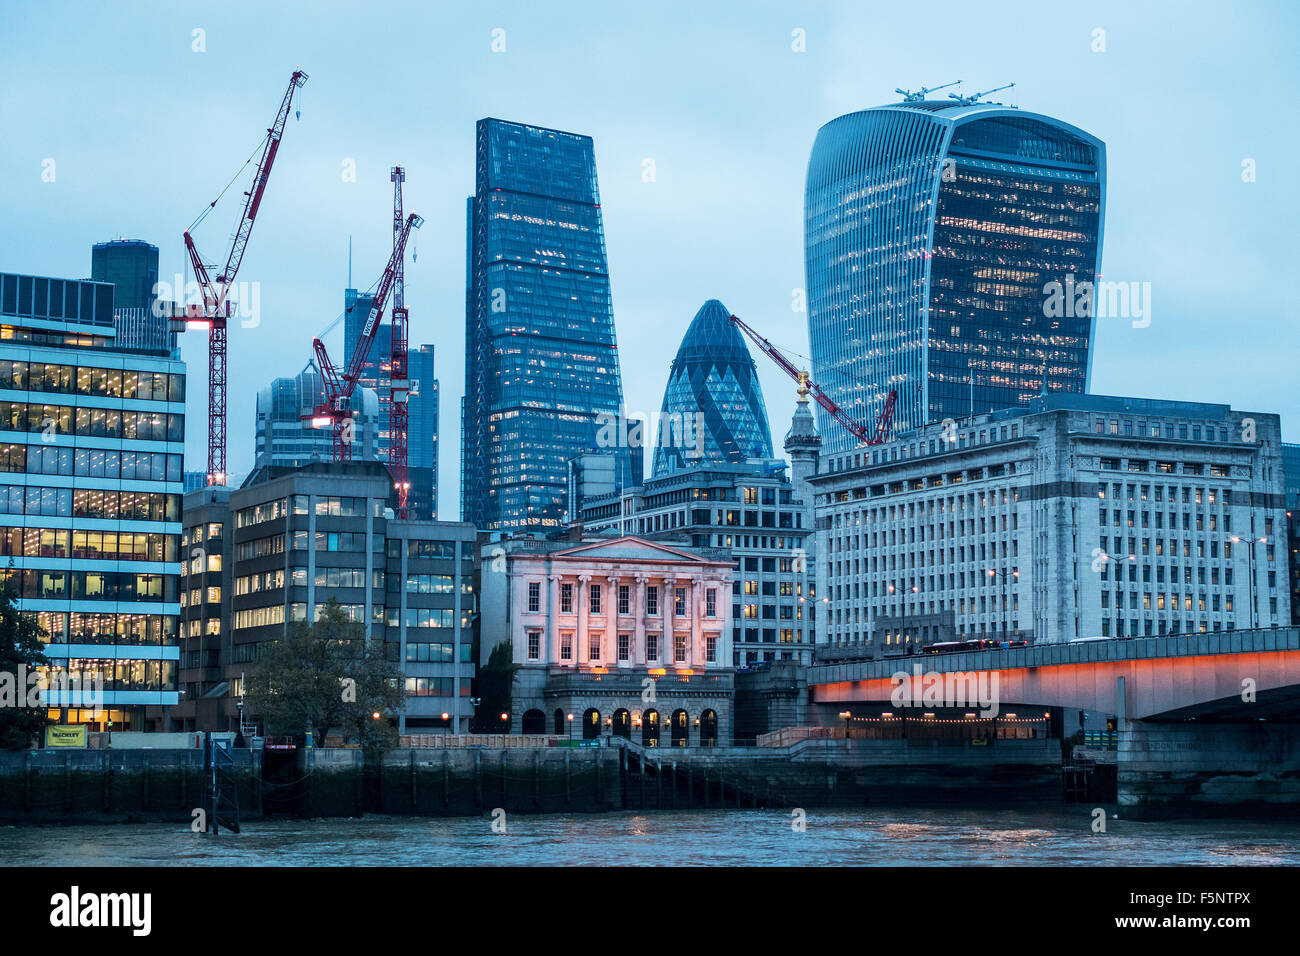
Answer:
top-left (811, 394), bottom-right (1289, 650)
top-left (479, 536), bottom-right (734, 746)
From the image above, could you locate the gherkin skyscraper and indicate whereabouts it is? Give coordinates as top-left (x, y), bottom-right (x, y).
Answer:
top-left (652, 299), bottom-right (774, 478)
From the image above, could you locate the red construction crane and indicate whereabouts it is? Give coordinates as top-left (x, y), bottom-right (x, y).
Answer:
top-left (177, 68), bottom-right (308, 486)
top-left (311, 212), bottom-right (423, 461)
top-left (388, 165), bottom-right (411, 518)
top-left (728, 314), bottom-right (897, 445)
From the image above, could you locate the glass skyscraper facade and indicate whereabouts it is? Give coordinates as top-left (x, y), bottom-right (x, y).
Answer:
top-left (408, 344), bottom-right (439, 519)
top-left (805, 101), bottom-right (1105, 453)
top-left (275, 286), bottom-right (438, 519)
top-left (91, 239), bottom-right (159, 312)
top-left (0, 269), bottom-right (185, 731)
top-left (461, 118), bottom-right (632, 532)
top-left (254, 366), bottom-right (379, 469)
top-left (652, 299), bottom-right (774, 478)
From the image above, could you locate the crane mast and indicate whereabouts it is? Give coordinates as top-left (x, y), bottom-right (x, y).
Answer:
top-left (312, 212), bottom-right (423, 462)
top-left (178, 68), bottom-right (308, 485)
top-left (728, 314), bottom-right (897, 446)
top-left (389, 165), bottom-right (410, 518)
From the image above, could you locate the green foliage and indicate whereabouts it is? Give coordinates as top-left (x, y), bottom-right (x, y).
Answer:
top-left (471, 639), bottom-right (519, 732)
top-left (244, 599), bottom-right (406, 753)
top-left (0, 586), bottom-right (48, 750)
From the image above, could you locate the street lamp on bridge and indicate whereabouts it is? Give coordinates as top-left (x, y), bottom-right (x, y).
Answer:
top-left (1229, 535), bottom-right (1269, 629)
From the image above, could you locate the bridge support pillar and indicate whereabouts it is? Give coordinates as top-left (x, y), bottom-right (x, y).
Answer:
top-left (1119, 719), bottom-right (1300, 819)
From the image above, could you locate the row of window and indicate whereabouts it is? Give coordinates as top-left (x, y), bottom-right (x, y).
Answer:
top-left (405, 677), bottom-right (458, 697)
top-left (405, 641), bottom-right (473, 663)
top-left (528, 628), bottom-right (719, 664)
top-left (0, 359), bottom-right (182, 402)
top-left (1098, 482), bottom-right (1233, 504)
top-left (1102, 592), bottom-right (1236, 613)
top-left (2, 568), bottom-right (177, 602)
top-left (294, 530), bottom-right (384, 553)
top-left (528, 581), bottom-right (715, 618)
top-left (393, 539), bottom-right (472, 559)
top-left (0, 527), bottom-right (177, 562)
top-left (0, 486), bottom-right (179, 521)
top-left (1099, 457), bottom-right (1232, 476)
top-left (236, 495), bottom-right (382, 528)
top-left (43, 660), bottom-right (175, 693)
top-left (0, 401), bottom-right (183, 442)
top-left (1101, 508), bottom-right (1231, 531)
top-left (26, 611), bottom-right (178, 645)
top-left (0, 444), bottom-right (182, 482)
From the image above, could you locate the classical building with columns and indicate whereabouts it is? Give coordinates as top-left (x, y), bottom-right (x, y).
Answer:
top-left (478, 535), bottom-right (735, 746)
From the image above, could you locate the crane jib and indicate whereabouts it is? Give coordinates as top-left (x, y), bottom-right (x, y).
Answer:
top-left (362, 306), bottom-right (381, 339)
top-left (247, 138), bottom-right (281, 222)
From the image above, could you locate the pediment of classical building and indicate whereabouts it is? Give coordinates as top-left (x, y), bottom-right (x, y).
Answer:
top-left (551, 535), bottom-right (714, 564)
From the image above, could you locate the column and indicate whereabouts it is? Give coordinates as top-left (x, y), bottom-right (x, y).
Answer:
top-left (546, 574), bottom-right (561, 664)
top-left (690, 578), bottom-right (705, 668)
top-left (634, 574), bottom-right (648, 666)
top-left (577, 574), bottom-right (591, 666)
top-left (663, 576), bottom-right (676, 666)
top-left (607, 574), bottom-right (620, 666)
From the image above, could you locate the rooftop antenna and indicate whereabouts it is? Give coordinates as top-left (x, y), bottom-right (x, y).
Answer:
top-left (347, 235), bottom-right (352, 288)
top-left (949, 83), bottom-right (1015, 106)
top-left (896, 80), bottom-right (961, 103)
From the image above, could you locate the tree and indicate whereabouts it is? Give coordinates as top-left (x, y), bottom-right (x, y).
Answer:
top-left (471, 640), bottom-right (519, 733)
top-left (243, 599), bottom-right (406, 752)
top-left (0, 586), bottom-right (48, 750)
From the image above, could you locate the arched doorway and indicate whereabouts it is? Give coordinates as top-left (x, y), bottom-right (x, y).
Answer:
top-left (642, 710), bottom-right (660, 747)
top-left (521, 709), bottom-right (546, 735)
top-left (582, 708), bottom-right (601, 740)
top-left (554, 708), bottom-right (565, 736)
top-left (699, 709), bottom-right (718, 747)
top-left (612, 709), bottom-right (631, 739)
top-left (671, 709), bottom-right (689, 748)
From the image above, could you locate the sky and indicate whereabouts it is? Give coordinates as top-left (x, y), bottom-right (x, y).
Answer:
top-left (2, 0), bottom-right (1297, 514)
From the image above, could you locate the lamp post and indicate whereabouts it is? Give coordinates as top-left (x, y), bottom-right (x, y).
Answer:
top-left (986, 568), bottom-right (1020, 640)
top-left (1230, 535), bottom-right (1268, 629)
top-left (889, 582), bottom-right (920, 650)
top-left (567, 712), bottom-right (574, 743)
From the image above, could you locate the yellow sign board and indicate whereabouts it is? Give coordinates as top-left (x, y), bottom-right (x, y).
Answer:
top-left (45, 724), bottom-right (87, 749)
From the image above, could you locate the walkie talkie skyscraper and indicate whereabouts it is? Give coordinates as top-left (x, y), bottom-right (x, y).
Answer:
top-left (804, 96), bottom-right (1106, 453)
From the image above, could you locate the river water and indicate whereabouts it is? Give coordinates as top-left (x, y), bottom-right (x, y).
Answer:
top-left (5, 808), bottom-right (1300, 866)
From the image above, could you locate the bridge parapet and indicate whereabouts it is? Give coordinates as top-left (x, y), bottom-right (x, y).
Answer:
top-left (809, 626), bottom-right (1300, 685)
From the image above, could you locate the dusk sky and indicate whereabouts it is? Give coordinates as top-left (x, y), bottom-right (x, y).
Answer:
top-left (2, 0), bottom-right (1296, 511)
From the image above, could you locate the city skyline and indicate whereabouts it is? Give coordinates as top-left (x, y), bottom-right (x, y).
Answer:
top-left (2, 1), bottom-right (1297, 516)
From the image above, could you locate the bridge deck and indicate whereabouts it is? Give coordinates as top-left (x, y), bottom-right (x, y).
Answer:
top-left (809, 626), bottom-right (1300, 685)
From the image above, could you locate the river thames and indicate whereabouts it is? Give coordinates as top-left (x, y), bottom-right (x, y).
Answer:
top-left (6, 808), bottom-right (1300, 866)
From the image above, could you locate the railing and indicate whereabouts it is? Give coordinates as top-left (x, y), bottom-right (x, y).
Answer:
top-left (402, 734), bottom-right (566, 749)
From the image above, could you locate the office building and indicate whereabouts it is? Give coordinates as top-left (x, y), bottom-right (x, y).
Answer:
top-left (408, 344), bottom-right (439, 519)
top-left (478, 535), bottom-right (734, 745)
top-left (334, 286), bottom-right (439, 519)
top-left (461, 118), bottom-right (634, 532)
top-left (652, 299), bottom-right (774, 478)
top-left (171, 460), bottom-right (476, 735)
top-left (253, 365), bottom-right (379, 469)
top-left (91, 239), bottom-right (159, 312)
top-left (805, 99), bottom-right (1106, 450)
top-left (579, 397), bottom-right (819, 665)
top-left (810, 394), bottom-right (1290, 651)
top-left (0, 268), bottom-right (185, 730)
